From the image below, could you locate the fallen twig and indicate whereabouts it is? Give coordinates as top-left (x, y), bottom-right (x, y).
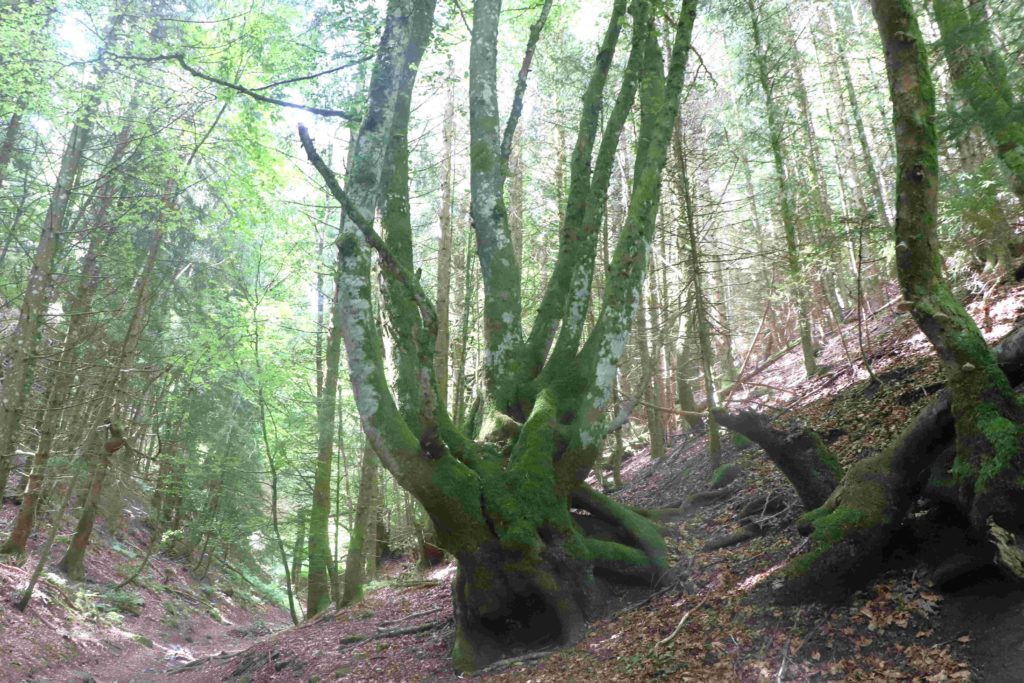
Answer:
top-left (392, 579), bottom-right (441, 589)
top-left (478, 649), bottom-right (560, 673)
top-left (776, 636), bottom-right (791, 682)
top-left (168, 650), bottom-right (238, 674)
top-left (655, 593), bottom-right (711, 649)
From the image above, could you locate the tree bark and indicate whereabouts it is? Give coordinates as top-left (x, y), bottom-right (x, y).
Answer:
top-left (434, 63), bottom-right (456, 409)
top-left (638, 282), bottom-right (664, 459)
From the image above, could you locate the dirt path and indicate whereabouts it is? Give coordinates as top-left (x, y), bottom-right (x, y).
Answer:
top-left (936, 576), bottom-right (1024, 683)
top-left (24, 600), bottom-right (284, 683)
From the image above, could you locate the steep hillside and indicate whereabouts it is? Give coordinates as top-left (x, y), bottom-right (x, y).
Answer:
top-left (0, 504), bottom-right (288, 683)
top-left (148, 283), bottom-right (1024, 682)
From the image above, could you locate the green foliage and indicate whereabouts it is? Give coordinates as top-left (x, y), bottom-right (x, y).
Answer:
top-left (98, 588), bottom-right (145, 617)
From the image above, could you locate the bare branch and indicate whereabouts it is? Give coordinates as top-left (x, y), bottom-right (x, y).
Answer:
top-left (500, 0), bottom-right (553, 167)
top-left (251, 55), bottom-right (373, 92)
top-left (297, 124), bottom-right (438, 338)
top-left (114, 53), bottom-right (355, 119)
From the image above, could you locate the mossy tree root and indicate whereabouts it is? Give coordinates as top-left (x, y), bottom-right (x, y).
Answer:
top-left (780, 326), bottom-right (1024, 600)
top-left (449, 491), bottom-right (669, 673)
top-left (712, 408), bottom-right (842, 509)
top-left (571, 484), bottom-right (669, 584)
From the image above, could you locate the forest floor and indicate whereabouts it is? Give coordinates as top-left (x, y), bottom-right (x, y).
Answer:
top-left (0, 504), bottom-right (289, 683)
top-left (7, 278), bottom-right (1024, 681)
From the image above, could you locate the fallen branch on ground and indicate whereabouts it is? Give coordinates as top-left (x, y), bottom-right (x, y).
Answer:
top-left (391, 579), bottom-right (441, 588)
top-left (478, 649), bottom-right (560, 673)
top-left (168, 650), bottom-right (238, 674)
top-left (339, 618), bottom-right (451, 647)
top-left (377, 606), bottom-right (442, 628)
top-left (655, 593), bottom-right (711, 649)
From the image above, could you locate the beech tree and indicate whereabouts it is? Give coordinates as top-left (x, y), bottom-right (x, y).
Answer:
top-left (775, 0), bottom-right (1024, 601)
top-left (300, 0), bottom-right (699, 669)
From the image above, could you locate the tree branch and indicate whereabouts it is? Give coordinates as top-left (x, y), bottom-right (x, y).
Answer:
top-left (115, 53), bottom-right (355, 119)
top-left (298, 124), bottom-right (438, 339)
top-left (251, 55), bottom-right (373, 92)
top-left (499, 0), bottom-right (553, 168)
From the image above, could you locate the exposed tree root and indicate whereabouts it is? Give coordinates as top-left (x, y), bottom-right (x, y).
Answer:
top-left (702, 525), bottom-right (762, 551)
top-left (339, 618), bottom-right (451, 646)
top-left (712, 408), bottom-right (842, 509)
top-left (701, 493), bottom-right (788, 552)
top-left (780, 324), bottom-right (1024, 602)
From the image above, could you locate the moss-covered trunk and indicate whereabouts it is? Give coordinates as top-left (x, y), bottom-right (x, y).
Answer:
top-left (340, 446), bottom-right (379, 605)
top-left (713, 408), bottom-right (842, 510)
top-left (783, 0), bottom-right (1024, 601)
top-left (438, 407), bottom-right (668, 670)
top-left (300, 0), bottom-right (697, 672)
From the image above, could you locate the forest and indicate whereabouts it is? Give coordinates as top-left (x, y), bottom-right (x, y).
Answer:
top-left (2, 0), bottom-right (1024, 679)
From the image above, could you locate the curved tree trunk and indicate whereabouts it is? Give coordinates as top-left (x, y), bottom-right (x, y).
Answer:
top-left (299, 0), bottom-right (698, 671)
top-left (782, 0), bottom-right (1024, 602)
top-left (712, 408), bottom-right (843, 510)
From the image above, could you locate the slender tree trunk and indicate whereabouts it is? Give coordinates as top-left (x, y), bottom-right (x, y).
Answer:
top-left (15, 465), bottom-right (85, 611)
top-left (637, 281), bottom-right (664, 459)
top-left (307, 265), bottom-right (343, 616)
top-left (0, 123), bottom-right (89, 496)
top-left (2, 121), bottom-right (133, 555)
top-left (290, 509), bottom-right (308, 598)
top-left (452, 237), bottom-right (475, 428)
top-left (340, 446), bottom-right (378, 605)
top-left (673, 126), bottom-right (721, 464)
top-left (748, 0), bottom-right (817, 377)
top-left (363, 479), bottom-right (379, 581)
top-left (331, 419), bottom-right (344, 604)
top-left (57, 227), bottom-right (164, 580)
top-left (712, 254), bottom-right (738, 386)
top-left (791, 38), bottom-right (847, 318)
top-left (0, 16), bottom-right (124, 496)
top-left (829, 0), bottom-right (892, 229)
top-left (434, 66), bottom-right (455, 409)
